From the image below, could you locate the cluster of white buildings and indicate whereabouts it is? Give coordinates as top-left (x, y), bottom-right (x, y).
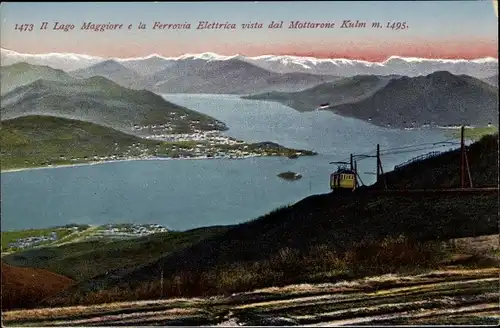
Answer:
top-left (62, 121), bottom-right (294, 164)
top-left (144, 129), bottom-right (242, 144)
top-left (133, 123), bottom-right (175, 133)
top-left (132, 117), bottom-right (227, 135)
top-left (137, 128), bottom-right (277, 159)
top-left (90, 223), bottom-right (169, 239)
top-left (67, 142), bottom-right (152, 163)
top-left (174, 149), bottom-right (267, 160)
top-left (4, 224), bottom-right (170, 251)
top-left (7, 231), bottom-right (59, 250)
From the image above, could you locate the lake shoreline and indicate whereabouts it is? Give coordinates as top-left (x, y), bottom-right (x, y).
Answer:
top-left (0, 153), bottom-right (304, 174)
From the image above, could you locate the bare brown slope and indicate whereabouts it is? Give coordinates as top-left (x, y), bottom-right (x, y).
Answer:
top-left (1, 262), bottom-right (74, 311)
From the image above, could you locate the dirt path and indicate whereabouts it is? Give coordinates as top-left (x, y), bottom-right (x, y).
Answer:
top-left (3, 268), bottom-right (498, 326)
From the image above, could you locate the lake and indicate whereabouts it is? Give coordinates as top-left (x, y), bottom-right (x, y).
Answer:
top-left (1, 94), bottom-right (456, 231)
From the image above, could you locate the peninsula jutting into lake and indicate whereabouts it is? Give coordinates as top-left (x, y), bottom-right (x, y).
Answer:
top-left (0, 115), bottom-right (316, 172)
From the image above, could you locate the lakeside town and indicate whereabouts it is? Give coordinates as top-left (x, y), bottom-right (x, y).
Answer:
top-left (60, 127), bottom-right (313, 165)
top-left (6, 231), bottom-right (63, 250)
top-left (88, 224), bottom-right (169, 240)
top-left (3, 223), bottom-right (169, 252)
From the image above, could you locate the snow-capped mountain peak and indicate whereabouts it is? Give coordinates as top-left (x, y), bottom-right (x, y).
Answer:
top-left (1, 48), bottom-right (497, 79)
top-left (1, 48), bottom-right (104, 71)
top-left (383, 55), bottom-right (499, 64)
top-left (173, 52), bottom-right (241, 61)
top-left (116, 53), bottom-right (166, 62)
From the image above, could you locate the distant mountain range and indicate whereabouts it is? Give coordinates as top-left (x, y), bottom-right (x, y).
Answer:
top-left (3, 59), bottom-right (341, 95)
top-left (2, 48), bottom-right (498, 81)
top-left (144, 58), bottom-right (341, 94)
top-left (245, 71), bottom-right (499, 128)
top-left (1, 48), bottom-right (105, 71)
top-left (0, 72), bottom-right (227, 135)
top-left (1, 51), bottom-right (498, 130)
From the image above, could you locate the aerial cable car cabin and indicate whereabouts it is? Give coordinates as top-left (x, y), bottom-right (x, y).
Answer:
top-left (330, 163), bottom-right (357, 191)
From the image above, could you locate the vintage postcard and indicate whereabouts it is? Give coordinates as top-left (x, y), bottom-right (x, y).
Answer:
top-left (1, 0), bottom-right (498, 326)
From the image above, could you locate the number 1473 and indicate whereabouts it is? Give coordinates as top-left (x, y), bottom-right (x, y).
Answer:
top-left (14, 24), bottom-right (34, 32)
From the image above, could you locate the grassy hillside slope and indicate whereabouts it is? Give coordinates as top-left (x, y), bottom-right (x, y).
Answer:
top-left (380, 134), bottom-right (498, 189)
top-left (3, 226), bottom-right (231, 282)
top-left (0, 115), bottom-right (163, 170)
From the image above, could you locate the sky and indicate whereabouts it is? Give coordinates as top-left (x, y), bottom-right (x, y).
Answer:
top-left (0, 1), bottom-right (498, 61)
